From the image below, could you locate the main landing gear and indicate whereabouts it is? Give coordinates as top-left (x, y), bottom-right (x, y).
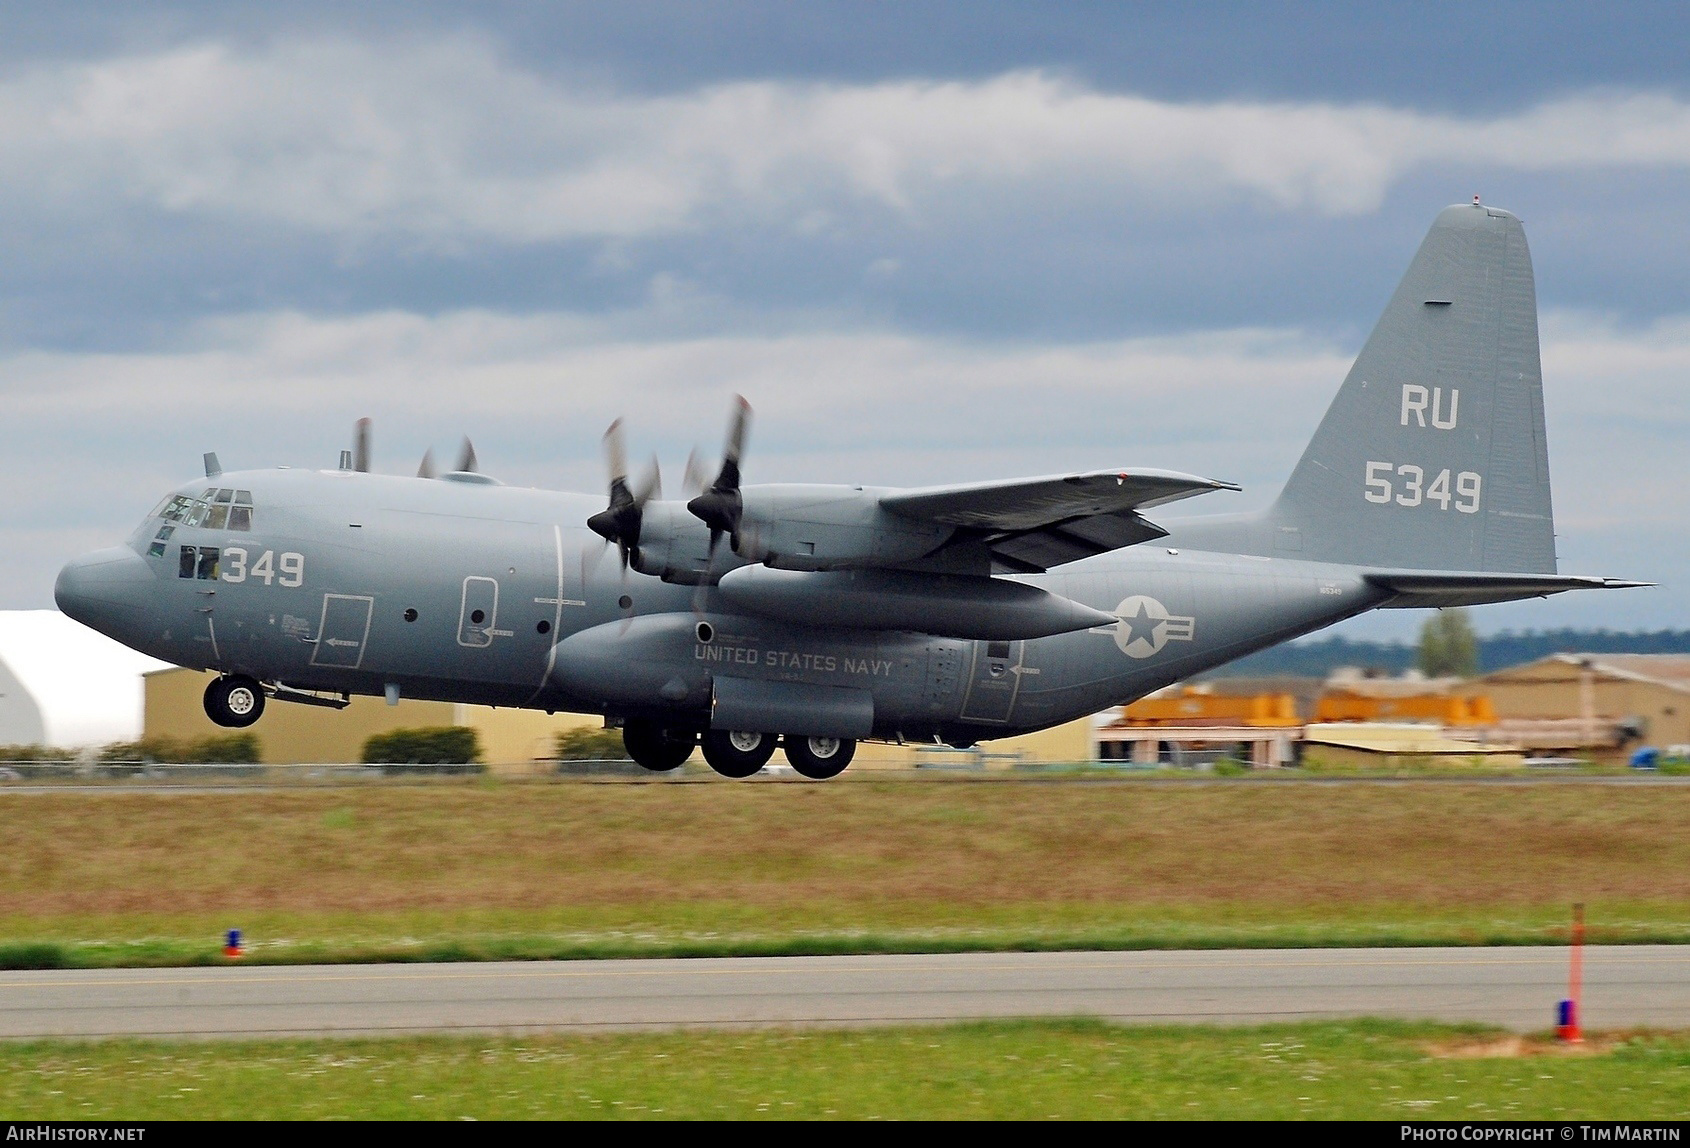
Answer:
top-left (622, 721), bottom-right (858, 780)
top-left (784, 735), bottom-right (855, 780)
top-left (622, 720), bottom-right (698, 772)
top-left (701, 730), bottom-right (777, 778)
top-left (204, 674), bottom-right (265, 728)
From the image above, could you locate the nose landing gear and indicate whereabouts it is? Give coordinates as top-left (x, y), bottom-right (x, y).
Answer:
top-left (204, 675), bottom-right (266, 728)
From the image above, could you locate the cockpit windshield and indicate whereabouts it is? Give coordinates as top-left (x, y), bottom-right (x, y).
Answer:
top-left (143, 488), bottom-right (255, 557)
top-left (152, 488), bottom-right (255, 532)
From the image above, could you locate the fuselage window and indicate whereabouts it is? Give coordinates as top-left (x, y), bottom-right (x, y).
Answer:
top-left (147, 525), bottom-right (174, 559)
top-left (228, 506), bottom-right (252, 531)
top-left (178, 545), bottom-right (221, 580)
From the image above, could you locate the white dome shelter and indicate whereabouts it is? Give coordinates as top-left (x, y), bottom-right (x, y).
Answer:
top-left (0, 611), bottom-right (172, 748)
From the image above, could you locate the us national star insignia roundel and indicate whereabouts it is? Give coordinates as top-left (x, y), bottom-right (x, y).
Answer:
top-left (1110, 595), bottom-right (1197, 659)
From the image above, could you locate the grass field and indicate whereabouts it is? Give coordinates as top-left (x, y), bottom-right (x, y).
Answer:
top-left (4, 1019), bottom-right (1688, 1120)
top-left (3, 777), bottom-right (1690, 966)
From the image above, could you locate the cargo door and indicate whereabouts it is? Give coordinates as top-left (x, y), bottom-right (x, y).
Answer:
top-left (958, 639), bottom-right (1024, 723)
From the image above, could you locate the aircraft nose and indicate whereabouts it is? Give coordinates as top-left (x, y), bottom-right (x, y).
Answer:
top-left (55, 546), bottom-right (156, 639)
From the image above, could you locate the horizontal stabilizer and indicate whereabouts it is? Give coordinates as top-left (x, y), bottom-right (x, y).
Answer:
top-left (1363, 570), bottom-right (1651, 609)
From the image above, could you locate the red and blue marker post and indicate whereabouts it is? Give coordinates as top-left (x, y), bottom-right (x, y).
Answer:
top-left (1557, 903), bottom-right (1584, 1043)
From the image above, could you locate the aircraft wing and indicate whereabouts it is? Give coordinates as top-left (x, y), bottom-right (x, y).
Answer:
top-left (882, 468), bottom-right (1239, 573)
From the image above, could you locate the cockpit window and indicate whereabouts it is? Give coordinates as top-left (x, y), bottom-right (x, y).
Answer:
top-left (156, 490), bottom-right (255, 531)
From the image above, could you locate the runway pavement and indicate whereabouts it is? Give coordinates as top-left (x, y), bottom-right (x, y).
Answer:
top-left (3, 946), bottom-right (1687, 1039)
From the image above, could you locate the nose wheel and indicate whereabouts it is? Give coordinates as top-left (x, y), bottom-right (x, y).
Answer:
top-left (785, 736), bottom-right (856, 780)
top-left (701, 730), bottom-right (777, 778)
top-left (204, 675), bottom-right (266, 728)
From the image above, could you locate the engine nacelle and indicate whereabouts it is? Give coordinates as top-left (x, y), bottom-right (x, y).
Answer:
top-left (732, 485), bottom-right (950, 571)
top-left (629, 485), bottom-right (955, 582)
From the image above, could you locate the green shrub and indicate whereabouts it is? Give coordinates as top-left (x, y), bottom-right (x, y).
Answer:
top-left (553, 727), bottom-right (629, 760)
top-left (0, 744), bottom-right (74, 763)
top-left (99, 734), bottom-right (261, 764)
top-left (362, 726), bottom-right (482, 766)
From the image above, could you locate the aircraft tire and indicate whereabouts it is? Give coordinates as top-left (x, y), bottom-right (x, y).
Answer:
top-left (204, 675), bottom-right (265, 728)
top-left (785, 736), bottom-right (855, 780)
top-left (701, 730), bottom-right (777, 778)
top-left (622, 721), bottom-right (696, 772)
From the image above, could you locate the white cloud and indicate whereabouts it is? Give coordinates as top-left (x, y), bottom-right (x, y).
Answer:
top-left (2, 38), bottom-right (1690, 241)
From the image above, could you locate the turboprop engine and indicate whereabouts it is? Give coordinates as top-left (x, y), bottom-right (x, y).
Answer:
top-left (587, 396), bottom-right (1237, 640)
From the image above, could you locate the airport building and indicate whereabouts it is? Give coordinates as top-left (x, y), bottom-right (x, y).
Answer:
top-left (0, 611), bottom-right (170, 748)
top-left (1458, 653), bottom-right (1690, 751)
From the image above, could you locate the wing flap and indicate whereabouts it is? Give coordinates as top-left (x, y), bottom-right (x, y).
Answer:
top-left (881, 468), bottom-right (1238, 530)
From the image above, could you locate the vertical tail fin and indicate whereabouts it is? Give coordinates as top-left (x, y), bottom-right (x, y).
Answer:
top-left (1268, 203), bottom-right (1556, 573)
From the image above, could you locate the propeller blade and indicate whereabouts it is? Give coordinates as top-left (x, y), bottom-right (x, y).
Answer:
top-left (722, 394), bottom-right (750, 474)
top-left (417, 448), bottom-right (437, 479)
top-left (353, 418), bottom-right (372, 473)
top-left (618, 564), bottom-right (636, 634)
top-left (681, 448), bottom-right (707, 497)
top-left (602, 419), bottom-right (627, 486)
top-left (454, 436), bottom-right (478, 474)
top-left (634, 455), bottom-right (662, 505)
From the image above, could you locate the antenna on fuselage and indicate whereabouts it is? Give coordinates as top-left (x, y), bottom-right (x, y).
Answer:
top-left (203, 452), bottom-right (222, 479)
top-left (353, 418), bottom-right (372, 473)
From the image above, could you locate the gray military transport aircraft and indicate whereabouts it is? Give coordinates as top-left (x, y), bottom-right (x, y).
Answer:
top-left (56, 203), bottom-right (1642, 779)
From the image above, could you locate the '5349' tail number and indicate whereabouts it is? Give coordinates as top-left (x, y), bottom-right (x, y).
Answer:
top-left (1364, 462), bottom-right (1480, 513)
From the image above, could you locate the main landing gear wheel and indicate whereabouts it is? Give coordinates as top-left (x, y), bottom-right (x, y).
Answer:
top-left (204, 675), bottom-right (265, 728)
top-left (785, 736), bottom-right (855, 780)
top-left (622, 721), bottom-right (697, 772)
top-left (702, 730), bottom-right (777, 778)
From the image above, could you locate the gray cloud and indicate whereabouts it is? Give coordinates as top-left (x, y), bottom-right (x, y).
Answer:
top-left (3, 39), bottom-right (1690, 244)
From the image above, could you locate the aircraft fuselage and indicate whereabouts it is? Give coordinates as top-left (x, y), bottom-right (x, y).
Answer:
top-left (60, 466), bottom-right (1382, 745)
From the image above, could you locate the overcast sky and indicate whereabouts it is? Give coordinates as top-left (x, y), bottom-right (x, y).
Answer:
top-left (4, 2), bottom-right (1687, 639)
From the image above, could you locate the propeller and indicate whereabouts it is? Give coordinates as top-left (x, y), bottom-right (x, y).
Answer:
top-left (687, 395), bottom-right (751, 561)
top-left (417, 448), bottom-right (437, 479)
top-left (454, 437), bottom-right (478, 474)
top-left (353, 418), bottom-right (372, 473)
top-left (681, 448), bottom-right (708, 498)
top-left (585, 418), bottom-right (662, 573)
